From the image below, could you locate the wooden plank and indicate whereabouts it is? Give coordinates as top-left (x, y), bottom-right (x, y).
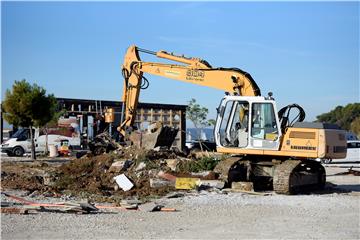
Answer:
top-left (1, 208), bottom-right (28, 214)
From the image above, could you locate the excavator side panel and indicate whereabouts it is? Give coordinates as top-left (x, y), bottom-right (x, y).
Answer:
top-left (217, 127), bottom-right (347, 160)
top-left (280, 126), bottom-right (346, 159)
top-left (279, 127), bottom-right (320, 157)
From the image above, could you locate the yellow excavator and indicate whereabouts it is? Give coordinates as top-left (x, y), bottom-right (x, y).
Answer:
top-left (119, 45), bottom-right (347, 194)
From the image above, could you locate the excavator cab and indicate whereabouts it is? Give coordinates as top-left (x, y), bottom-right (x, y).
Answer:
top-left (215, 96), bottom-right (282, 151)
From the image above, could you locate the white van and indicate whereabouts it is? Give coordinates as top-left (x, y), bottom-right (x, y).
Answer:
top-left (1, 128), bottom-right (80, 157)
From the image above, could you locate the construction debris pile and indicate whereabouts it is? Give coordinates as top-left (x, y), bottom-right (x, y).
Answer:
top-left (1, 147), bottom-right (226, 204)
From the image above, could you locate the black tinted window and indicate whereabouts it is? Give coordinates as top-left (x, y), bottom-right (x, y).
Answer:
top-left (347, 142), bottom-right (360, 148)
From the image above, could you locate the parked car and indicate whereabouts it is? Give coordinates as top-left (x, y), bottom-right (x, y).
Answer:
top-left (1, 128), bottom-right (80, 157)
top-left (337, 140), bottom-right (360, 162)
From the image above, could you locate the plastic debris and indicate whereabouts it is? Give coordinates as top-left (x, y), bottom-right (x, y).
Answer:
top-left (113, 174), bottom-right (134, 191)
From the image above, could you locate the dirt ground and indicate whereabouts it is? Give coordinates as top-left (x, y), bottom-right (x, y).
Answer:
top-left (1, 154), bottom-right (359, 239)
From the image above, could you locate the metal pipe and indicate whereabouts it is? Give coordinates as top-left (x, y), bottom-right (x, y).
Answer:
top-left (120, 101), bottom-right (125, 128)
top-left (137, 47), bottom-right (156, 55)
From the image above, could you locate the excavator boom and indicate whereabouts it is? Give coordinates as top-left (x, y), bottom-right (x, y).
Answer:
top-left (120, 45), bottom-right (260, 132)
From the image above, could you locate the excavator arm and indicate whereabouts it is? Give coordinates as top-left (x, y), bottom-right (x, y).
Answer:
top-left (119, 45), bottom-right (261, 134)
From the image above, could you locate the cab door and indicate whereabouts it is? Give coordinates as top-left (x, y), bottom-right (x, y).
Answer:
top-left (215, 98), bottom-right (250, 148)
top-left (249, 102), bottom-right (281, 150)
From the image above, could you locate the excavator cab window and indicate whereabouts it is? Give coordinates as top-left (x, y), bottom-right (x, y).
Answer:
top-left (251, 103), bottom-right (279, 141)
top-left (218, 100), bottom-right (250, 147)
top-left (250, 103), bottom-right (279, 141)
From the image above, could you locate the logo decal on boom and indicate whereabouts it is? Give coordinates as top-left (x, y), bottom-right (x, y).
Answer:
top-left (186, 69), bottom-right (205, 81)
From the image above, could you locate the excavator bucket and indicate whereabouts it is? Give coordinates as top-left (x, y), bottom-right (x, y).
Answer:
top-left (129, 122), bottom-right (179, 150)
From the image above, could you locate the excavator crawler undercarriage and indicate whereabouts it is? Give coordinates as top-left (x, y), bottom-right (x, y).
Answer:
top-left (214, 157), bottom-right (326, 194)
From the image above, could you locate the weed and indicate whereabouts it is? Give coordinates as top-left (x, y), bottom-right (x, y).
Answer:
top-left (178, 156), bottom-right (220, 173)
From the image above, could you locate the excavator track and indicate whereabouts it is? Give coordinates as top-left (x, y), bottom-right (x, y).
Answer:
top-left (213, 156), bottom-right (244, 182)
top-left (273, 160), bottom-right (325, 194)
top-left (273, 160), bottom-right (301, 194)
top-left (214, 157), bottom-right (326, 194)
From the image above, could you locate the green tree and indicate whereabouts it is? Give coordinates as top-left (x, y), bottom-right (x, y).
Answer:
top-left (186, 98), bottom-right (215, 151)
top-left (350, 117), bottom-right (360, 137)
top-left (2, 80), bottom-right (57, 159)
top-left (316, 103), bottom-right (360, 136)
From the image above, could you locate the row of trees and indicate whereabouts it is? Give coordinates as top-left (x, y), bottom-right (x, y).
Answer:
top-left (316, 103), bottom-right (360, 136)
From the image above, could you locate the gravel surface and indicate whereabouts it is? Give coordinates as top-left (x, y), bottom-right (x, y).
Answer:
top-left (1, 192), bottom-right (359, 239)
top-left (1, 158), bottom-right (359, 239)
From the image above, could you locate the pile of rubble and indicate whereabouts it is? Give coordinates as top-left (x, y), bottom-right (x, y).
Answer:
top-left (51, 147), bottom-right (225, 200)
top-left (1, 146), bottom-right (226, 203)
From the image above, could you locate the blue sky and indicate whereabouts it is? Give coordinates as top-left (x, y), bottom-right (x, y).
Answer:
top-left (2, 1), bottom-right (359, 125)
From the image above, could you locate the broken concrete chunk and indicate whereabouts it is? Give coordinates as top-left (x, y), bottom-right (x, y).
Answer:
top-left (158, 171), bottom-right (177, 182)
top-left (139, 202), bottom-right (175, 212)
top-left (109, 161), bottom-right (125, 173)
top-left (165, 159), bottom-right (178, 171)
top-left (153, 146), bottom-right (161, 151)
top-left (197, 180), bottom-right (225, 189)
top-left (120, 200), bottom-right (138, 209)
top-left (190, 171), bottom-right (211, 177)
top-left (42, 174), bottom-right (55, 186)
top-left (79, 202), bottom-right (99, 212)
top-left (121, 199), bottom-right (142, 205)
top-left (165, 192), bottom-right (185, 198)
top-left (130, 123), bottom-right (178, 150)
top-left (136, 162), bottom-right (147, 171)
top-left (231, 181), bottom-right (254, 192)
top-left (113, 174), bottom-right (134, 191)
top-left (147, 169), bottom-right (160, 177)
top-left (149, 178), bottom-right (174, 188)
top-left (139, 202), bottom-right (158, 212)
top-left (175, 178), bottom-right (200, 190)
top-left (109, 160), bottom-right (133, 173)
top-left (193, 151), bottom-right (210, 159)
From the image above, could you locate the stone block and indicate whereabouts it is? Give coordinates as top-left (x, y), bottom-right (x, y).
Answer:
top-left (231, 181), bottom-right (254, 191)
top-left (149, 178), bottom-right (174, 188)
